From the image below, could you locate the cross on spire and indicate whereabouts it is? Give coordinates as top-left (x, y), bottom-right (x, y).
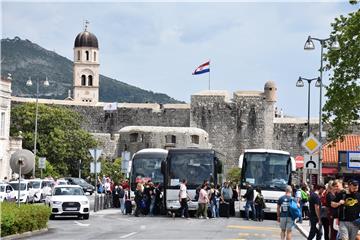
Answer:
top-left (84, 20), bottom-right (90, 31)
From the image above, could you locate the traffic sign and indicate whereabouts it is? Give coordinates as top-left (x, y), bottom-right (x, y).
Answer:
top-left (347, 151), bottom-right (360, 169)
top-left (304, 154), bottom-right (319, 170)
top-left (89, 148), bottom-right (102, 161)
top-left (90, 162), bottom-right (101, 173)
top-left (38, 157), bottom-right (46, 169)
top-left (302, 135), bottom-right (321, 154)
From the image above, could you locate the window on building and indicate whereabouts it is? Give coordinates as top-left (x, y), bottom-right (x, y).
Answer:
top-left (77, 50), bottom-right (80, 60)
top-left (191, 135), bottom-right (199, 144)
top-left (88, 75), bottom-right (93, 86)
top-left (165, 135), bottom-right (176, 144)
top-left (130, 133), bottom-right (139, 143)
top-left (81, 75), bottom-right (86, 86)
top-left (94, 51), bottom-right (96, 61)
top-left (0, 112), bottom-right (5, 136)
top-left (86, 51), bottom-right (89, 61)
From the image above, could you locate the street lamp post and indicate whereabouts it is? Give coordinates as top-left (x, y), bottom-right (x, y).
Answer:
top-left (26, 76), bottom-right (49, 177)
top-left (304, 36), bottom-right (339, 184)
top-left (296, 77), bottom-right (321, 137)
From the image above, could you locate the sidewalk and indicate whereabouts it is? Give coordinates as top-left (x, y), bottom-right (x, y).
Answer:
top-left (295, 220), bottom-right (325, 240)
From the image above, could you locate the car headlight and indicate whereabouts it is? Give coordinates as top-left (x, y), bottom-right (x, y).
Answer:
top-left (52, 201), bottom-right (62, 205)
top-left (80, 201), bottom-right (89, 205)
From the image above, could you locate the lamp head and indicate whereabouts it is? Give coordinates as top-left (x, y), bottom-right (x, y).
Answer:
top-left (304, 36), bottom-right (315, 50)
top-left (44, 76), bottom-right (50, 86)
top-left (296, 77), bottom-right (304, 87)
top-left (26, 77), bottom-right (33, 86)
top-left (315, 77), bottom-right (321, 87)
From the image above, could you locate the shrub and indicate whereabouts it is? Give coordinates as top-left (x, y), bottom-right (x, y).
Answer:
top-left (1, 202), bottom-right (51, 237)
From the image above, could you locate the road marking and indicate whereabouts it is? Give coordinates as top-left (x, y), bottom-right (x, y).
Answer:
top-left (74, 221), bottom-right (90, 227)
top-left (120, 232), bottom-right (137, 238)
top-left (227, 225), bottom-right (279, 232)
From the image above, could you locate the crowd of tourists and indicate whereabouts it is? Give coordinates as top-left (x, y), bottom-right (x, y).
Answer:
top-left (277, 179), bottom-right (360, 240)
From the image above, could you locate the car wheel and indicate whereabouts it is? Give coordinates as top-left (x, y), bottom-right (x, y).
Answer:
top-left (50, 214), bottom-right (55, 220)
top-left (83, 214), bottom-right (90, 220)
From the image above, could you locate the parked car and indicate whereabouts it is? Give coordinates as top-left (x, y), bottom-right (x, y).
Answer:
top-left (9, 180), bottom-right (34, 203)
top-left (0, 183), bottom-right (16, 202)
top-left (28, 179), bottom-right (54, 202)
top-left (64, 177), bottom-right (95, 195)
top-left (45, 185), bottom-right (90, 220)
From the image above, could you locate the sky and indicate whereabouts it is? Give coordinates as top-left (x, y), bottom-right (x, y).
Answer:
top-left (1, 1), bottom-right (358, 118)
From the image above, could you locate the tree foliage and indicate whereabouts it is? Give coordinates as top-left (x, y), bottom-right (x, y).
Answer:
top-left (226, 167), bottom-right (241, 185)
top-left (10, 103), bottom-right (97, 177)
top-left (324, 4), bottom-right (360, 141)
top-left (99, 158), bottom-right (125, 184)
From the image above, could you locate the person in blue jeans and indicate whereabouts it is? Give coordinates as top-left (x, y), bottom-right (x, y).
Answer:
top-left (294, 185), bottom-right (303, 223)
top-left (243, 182), bottom-right (256, 220)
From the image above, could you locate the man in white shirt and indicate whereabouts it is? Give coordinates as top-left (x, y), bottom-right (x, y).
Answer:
top-left (179, 179), bottom-right (190, 219)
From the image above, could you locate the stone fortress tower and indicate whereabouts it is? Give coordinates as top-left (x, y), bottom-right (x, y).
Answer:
top-left (73, 22), bottom-right (100, 103)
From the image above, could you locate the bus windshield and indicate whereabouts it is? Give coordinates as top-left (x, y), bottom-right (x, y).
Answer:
top-left (131, 156), bottom-right (163, 185)
top-left (167, 152), bottom-right (214, 188)
top-left (242, 153), bottom-right (291, 191)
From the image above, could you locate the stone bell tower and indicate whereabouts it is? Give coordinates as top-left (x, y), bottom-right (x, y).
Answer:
top-left (73, 21), bottom-right (99, 103)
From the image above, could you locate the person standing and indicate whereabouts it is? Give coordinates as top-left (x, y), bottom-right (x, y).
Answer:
top-left (254, 187), bottom-right (265, 221)
top-left (307, 184), bottom-right (326, 240)
top-left (118, 185), bottom-right (126, 214)
top-left (197, 184), bottom-right (209, 219)
top-left (333, 179), bottom-right (360, 240)
top-left (178, 179), bottom-right (190, 219)
top-left (243, 182), bottom-right (256, 220)
top-left (134, 183), bottom-right (144, 217)
top-left (277, 185), bottom-right (294, 240)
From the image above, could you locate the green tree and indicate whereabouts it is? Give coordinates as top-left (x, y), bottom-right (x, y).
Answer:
top-left (226, 167), bottom-right (241, 185)
top-left (10, 103), bottom-right (97, 177)
top-left (99, 158), bottom-right (124, 183)
top-left (324, 3), bottom-right (360, 141)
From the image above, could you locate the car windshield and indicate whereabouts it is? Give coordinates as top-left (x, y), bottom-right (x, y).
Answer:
top-left (41, 181), bottom-right (53, 188)
top-left (30, 181), bottom-right (41, 188)
top-left (53, 187), bottom-right (84, 196)
top-left (10, 183), bottom-right (27, 190)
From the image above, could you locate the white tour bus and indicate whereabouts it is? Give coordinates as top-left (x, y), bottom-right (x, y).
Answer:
top-left (238, 149), bottom-right (296, 214)
top-left (161, 148), bottom-right (222, 214)
top-left (130, 148), bottom-right (168, 191)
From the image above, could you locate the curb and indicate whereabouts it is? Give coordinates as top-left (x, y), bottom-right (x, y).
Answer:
top-left (295, 222), bottom-right (309, 239)
top-left (2, 228), bottom-right (48, 240)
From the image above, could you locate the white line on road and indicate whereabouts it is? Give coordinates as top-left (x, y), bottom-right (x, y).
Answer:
top-left (74, 221), bottom-right (90, 227)
top-left (120, 232), bottom-right (137, 238)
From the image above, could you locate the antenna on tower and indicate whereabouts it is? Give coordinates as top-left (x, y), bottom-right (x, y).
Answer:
top-left (84, 20), bottom-right (90, 31)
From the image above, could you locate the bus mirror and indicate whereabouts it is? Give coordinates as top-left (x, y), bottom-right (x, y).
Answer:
top-left (161, 161), bottom-right (166, 175)
top-left (216, 159), bottom-right (223, 174)
top-left (290, 157), bottom-right (296, 172)
top-left (238, 154), bottom-right (244, 168)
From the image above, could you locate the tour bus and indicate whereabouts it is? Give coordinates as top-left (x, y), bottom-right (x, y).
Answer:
top-left (238, 149), bottom-right (296, 214)
top-left (161, 148), bottom-right (222, 214)
top-left (130, 148), bottom-right (168, 191)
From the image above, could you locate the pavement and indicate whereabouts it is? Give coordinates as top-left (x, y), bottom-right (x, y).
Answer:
top-left (295, 219), bottom-right (325, 240)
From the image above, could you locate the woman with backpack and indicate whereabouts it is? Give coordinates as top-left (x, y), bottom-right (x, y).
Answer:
top-left (255, 186), bottom-right (266, 221)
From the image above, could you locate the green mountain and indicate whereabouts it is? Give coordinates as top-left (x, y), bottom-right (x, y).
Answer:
top-left (1, 37), bottom-right (182, 104)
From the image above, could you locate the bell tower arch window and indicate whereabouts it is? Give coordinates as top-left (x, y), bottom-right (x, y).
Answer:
top-left (94, 51), bottom-right (96, 61)
top-left (85, 51), bottom-right (89, 61)
top-left (88, 75), bottom-right (93, 86)
top-left (77, 50), bottom-right (80, 60)
top-left (81, 75), bottom-right (86, 86)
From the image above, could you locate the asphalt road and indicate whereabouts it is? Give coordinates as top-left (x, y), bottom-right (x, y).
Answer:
top-left (29, 209), bottom-right (306, 240)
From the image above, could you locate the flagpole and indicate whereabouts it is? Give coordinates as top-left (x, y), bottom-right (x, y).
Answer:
top-left (208, 60), bottom-right (211, 90)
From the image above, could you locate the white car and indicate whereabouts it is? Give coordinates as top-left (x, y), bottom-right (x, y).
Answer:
top-left (28, 179), bottom-right (55, 202)
top-left (0, 183), bottom-right (16, 202)
top-left (9, 180), bottom-right (34, 203)
top-left (45, 185), bottom-right (90, 220)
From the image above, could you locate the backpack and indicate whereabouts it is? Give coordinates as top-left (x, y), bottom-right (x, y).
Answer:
top-left (255, 194), bottom-right (266, 209)
top-left (301, 190), bottom-right (309, 202)
top-left (119, 189), bottom-right (125, 198)
top-left (288, 198), bottom-right (301, 221)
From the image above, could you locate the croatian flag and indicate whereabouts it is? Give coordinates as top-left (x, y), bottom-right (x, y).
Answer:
top-left (192, 61), bottom-right (210, 75)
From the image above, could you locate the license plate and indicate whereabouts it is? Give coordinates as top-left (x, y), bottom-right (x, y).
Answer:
top-left (65, 207), bottom-right (77, 211)
top-left (263, 207), bottom-right (271, 212)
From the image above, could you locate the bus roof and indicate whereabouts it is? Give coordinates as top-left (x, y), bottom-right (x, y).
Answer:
top-left (135, 148), bottom-right (168, 154)
top-left (244, 149), bottom-right (290, 155)
top-left (168, 148), bottom-right (214, 154)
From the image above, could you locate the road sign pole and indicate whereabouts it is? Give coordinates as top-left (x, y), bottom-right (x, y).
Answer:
top-left (94, 150), bottom-right (97, 212)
